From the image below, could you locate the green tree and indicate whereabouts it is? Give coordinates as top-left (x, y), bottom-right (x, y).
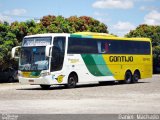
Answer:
top-left (0, 22), bottom-right (19, 70)
top-left (10, 21), bottom-right (28, 43)
top-left (47, 16), bottom-right (71, 33)
top-left (40, 15), bottom-right (56, 27)
top-left (26, 20), bottom-right (46, 35)
top-left (79, 16), bottom-right (108, 33)
top-left (41, 15), bottom-right (108, 33)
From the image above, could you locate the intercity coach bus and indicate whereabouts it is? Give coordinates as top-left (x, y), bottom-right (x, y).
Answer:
top-left (12, 32), bottom-right (152, 89)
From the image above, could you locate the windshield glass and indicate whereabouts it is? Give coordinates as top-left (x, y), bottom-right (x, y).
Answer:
top-left (19, 46), bottom-right (49, 71)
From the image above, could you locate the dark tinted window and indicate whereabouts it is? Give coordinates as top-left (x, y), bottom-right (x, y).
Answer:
top-left (51, 37), bottom-right (66, 72)
top-left (67, 37), bottom-right (151, 55)
top-left (68, 37), bottom-right (98, 54)
top-left (106, 40), bottom-right (150, 54)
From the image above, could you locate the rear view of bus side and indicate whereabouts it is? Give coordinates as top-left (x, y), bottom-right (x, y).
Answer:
top-left (12, 32), bottom-right (152, 89)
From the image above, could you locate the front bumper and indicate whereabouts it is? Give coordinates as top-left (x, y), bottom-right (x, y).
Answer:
top-left (18, 75), bottom-right (57, 85)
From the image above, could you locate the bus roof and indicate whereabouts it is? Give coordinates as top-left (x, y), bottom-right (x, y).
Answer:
top-left (24, 33), bottom-right (70, 38)
top-left (71, 32), bottom-right (151, 42)
top-left (23, 32), bottom-right (151, 42)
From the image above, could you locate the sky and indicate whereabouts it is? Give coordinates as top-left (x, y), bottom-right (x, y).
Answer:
top-left (0, 0), bottom-right (160, 36)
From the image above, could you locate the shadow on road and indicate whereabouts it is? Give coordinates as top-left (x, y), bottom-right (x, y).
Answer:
top-left (0, 81), bottom-right (18, 84)
top-left (16, 81), bottom-right (150, 91)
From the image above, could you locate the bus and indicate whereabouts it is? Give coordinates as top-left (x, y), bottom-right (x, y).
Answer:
top-left (12, 32), bottom-right (152, 89)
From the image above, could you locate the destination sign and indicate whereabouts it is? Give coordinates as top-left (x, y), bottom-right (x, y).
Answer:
top-left (23, 37), bottom-right (52, 46)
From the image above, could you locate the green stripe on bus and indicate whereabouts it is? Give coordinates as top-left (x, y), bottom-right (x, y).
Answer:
top-left (81, 54), bottom-right (113, 76)
top-left (91, 54), bottom-right (113, 76)
top-left (70, 34), bottom-right (82, 38)
top-left (70, 34), bottom-right (92, 38)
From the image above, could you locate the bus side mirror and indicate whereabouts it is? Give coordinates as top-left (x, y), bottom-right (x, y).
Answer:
top-left (45, 45), bottom-right (53, 57)
top-left (12, 46), bottom-right (21, 59)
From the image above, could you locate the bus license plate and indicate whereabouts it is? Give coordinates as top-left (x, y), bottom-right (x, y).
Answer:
top-left (29, 80), bottom-right (34, 82)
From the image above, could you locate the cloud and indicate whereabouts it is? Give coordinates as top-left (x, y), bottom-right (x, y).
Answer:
top-left (3, 9), bottom-right (27, 16)
top-left (140, 0), bottom-right (156, 1)
top-left (93, 12), bottom-right (111, 23)
top-left (140, 6), bottom-right (159, 11)
top-left (113, 21), bottom-right (136, 31)
top-left (111, 21), bottom-right (136, 36)
top-left (92, 0), bottom-right (134, 9)
top-left (0, 13), bottom-right (10, 23)
top-left (144, 0), bottom-right (155, 1)
top-left (144, 10), bottom-right (160, 25)
top-left (0, 9), bottom-right (27, 23)
top-left (96, 17), bottom-right (111, 23)
top-left (94, 12), bottom-right (108, 16)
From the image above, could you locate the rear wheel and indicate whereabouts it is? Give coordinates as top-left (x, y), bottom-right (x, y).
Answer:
top-left (67, 74), bottom-right (77, 88)
top-left (123, 71), bottom-right (132, 84)
top-left (132, 71), bottom-right (140, 83)
top-left (40, 85), bottom-right (51, 89)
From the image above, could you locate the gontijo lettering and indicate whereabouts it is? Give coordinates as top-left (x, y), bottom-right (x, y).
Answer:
top-left (109, 56), bottom-right (133, 62)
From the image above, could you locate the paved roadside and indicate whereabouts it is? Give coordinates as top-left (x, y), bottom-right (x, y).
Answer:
top-left (0, 75), bottom-right (160, 114)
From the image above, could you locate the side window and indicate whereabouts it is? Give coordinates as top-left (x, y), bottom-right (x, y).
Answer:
top-left (107, 40), bottom-right (122, 54)
top-left (68, 38), bottom-right (151, 55)
top-left (137, 41), bottom-right (150, 54)
top-left (53, 37), bottom-right (65, 53)
top-left (51, 37), bottom-right (66, 72)
top-left (106, 40), bottom-right (150, 55)
top-left (68, 37), bottom-right (98, 54)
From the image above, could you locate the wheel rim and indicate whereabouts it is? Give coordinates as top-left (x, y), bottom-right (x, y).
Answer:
top-left (69, 77), bottom-right (75, 86)
top-left (125, 72), bottom-right (132, 83)
top-left (133, 72), bottom-right (139, 82)
top-left (68, 75), bottom-right (76, 88)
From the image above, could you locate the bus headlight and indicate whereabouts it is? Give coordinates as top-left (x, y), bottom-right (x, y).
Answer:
top-left (41, 72), bottom-right (51, 77)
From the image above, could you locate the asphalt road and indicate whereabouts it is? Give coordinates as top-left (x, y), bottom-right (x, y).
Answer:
top-left (0, 75), bottom-right (160, 114)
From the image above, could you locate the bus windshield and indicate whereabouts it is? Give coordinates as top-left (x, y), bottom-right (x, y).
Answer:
top-left (19, 46), bottom-right (49, 71)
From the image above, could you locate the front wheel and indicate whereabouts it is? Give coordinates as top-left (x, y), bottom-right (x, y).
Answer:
top-left (40, 85), bottom-right (51, 89)
top-left (67, 74), bottom-right (77, 88)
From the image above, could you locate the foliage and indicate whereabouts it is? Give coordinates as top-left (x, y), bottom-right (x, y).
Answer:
top-left (0, 23), bottom-right (19, 69)
top-left (126, 24), bottom-right (160, 73)
top-left (66, 16), bottom-right (108, 33)
top-left (40, 15), bottom-right (108, 33)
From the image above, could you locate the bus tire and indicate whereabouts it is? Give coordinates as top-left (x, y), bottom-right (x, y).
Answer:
top-left (67, 73), bottom-right (77, 88)
top-left (124, 71), bottom-right (132, 84)
top-left (132, 71), bottom-right (140, 83)
top-left (40, 85), bottom-right (51, 89)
